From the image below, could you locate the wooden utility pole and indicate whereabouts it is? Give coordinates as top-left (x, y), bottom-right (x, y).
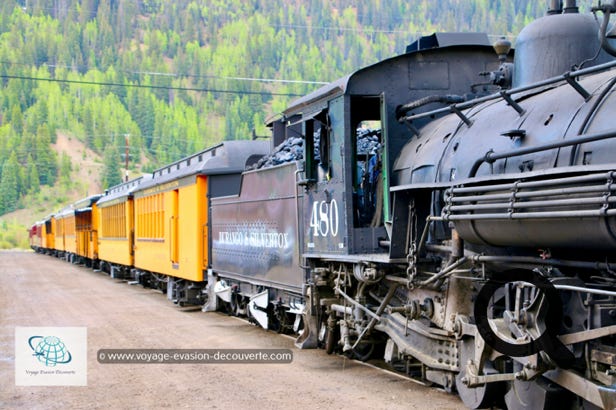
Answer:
top-left (124, 134), bottom-right (130, 182)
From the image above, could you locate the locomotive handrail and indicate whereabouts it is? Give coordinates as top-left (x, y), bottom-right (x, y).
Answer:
top-left (395, 94), bottom-right (465, 119)
top-left (443, 169), bottom-right (616, 221)
top-left (468, 128), bottom-right (616, 177)
top-left (449, 171), bottom-right (614, 196)
top-left (447, 196), bottom-right (616, 213)
top-left (399, 59), bottom-right (616, 124)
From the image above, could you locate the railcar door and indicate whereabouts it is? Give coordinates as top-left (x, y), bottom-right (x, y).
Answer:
top-left (170, 189), bottom-right (179, 266)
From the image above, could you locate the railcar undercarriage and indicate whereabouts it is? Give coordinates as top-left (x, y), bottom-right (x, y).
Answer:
top-left (203, 272), bottom-right (306, 335)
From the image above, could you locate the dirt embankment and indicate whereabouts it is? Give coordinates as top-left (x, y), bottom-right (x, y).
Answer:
top-left (52, 132), bottom-right (104, 196)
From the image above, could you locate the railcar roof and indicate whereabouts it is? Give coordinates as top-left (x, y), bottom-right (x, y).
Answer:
top-left (96, 175), bottom-right (150, 206)
top-left (134, 140), bottom-right (270, 192)
top-left (281, 75), bottom-right (351, 117)
top-left (55, 205), bottom-right (74, 219)
top-left (73, 194), bottom-right (103, 211)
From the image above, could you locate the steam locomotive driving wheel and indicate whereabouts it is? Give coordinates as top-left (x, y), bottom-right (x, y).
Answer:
top-left (455, 269), bottom-right (579, 409)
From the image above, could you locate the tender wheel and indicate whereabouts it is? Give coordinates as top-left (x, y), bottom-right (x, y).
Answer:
top-left (456, 337), bottom-right (505, 409)
top-left (455, 371), bottom-right (503, 409)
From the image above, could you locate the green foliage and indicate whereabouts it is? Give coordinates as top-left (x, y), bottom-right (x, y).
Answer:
top-left (0, 151), bottom-right (20, 214)
top-left (34, 125), bottom-right (58, 186)
top-left (0, 0), bottom-right (548, 216)
top-left (60, 152), bottom-right (73, 189)
top-left (26, 154), bottom-right (39, 193)
top-left (0, 218), bottom-right (29, 249)
top-left (102, 144), bottom-right (123, 190)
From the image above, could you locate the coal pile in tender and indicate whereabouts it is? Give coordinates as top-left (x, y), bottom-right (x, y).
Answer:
top-left (249, 128), bottom-right (381, 170)
top-left (356, 129), bottom-right (381, 155)
top-left (250, 136), bottom-right (304, 169)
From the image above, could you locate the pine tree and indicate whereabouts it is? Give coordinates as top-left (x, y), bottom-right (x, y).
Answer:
top-left (0, 151), bottom-right (20, 215)
top-left (26, 154), bottom-right (40, 193)
top-left (60, 152), bottom-right (72, 189)
top-left (102, 144), bottom-right (122, 189)
top-left (35, 126), bottom-right (58, 185)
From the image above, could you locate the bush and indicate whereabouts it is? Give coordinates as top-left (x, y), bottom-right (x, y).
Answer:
top-left (0, 219), bottom-right (29, 249)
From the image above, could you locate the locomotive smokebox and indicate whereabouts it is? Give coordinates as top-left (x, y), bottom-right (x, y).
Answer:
top-left (513, 1), bottom-right (611, 87)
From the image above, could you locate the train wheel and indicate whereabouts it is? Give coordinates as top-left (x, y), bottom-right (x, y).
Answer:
top-left (455, 371), bottom-right (503, 409)
top-left (234, 297), bottom-right (247, 317)
top-left (504, 375), bottom-right (575, 409)
top-left (273, 305), bottom-right (292, 334)
top-left (455, 337), bottom-right (504, 409)
top-left (229, 293), bottom-right (238, 316)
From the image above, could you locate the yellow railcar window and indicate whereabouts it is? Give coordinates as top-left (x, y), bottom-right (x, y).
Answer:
top-left (76, 212), bottom-right (92, 231)
top-left (136, 193), bottom-right (164, 240)
top-left (101, 203), bottom-right (127, 238)
top-left (65, 216), bottom-right (75, 235)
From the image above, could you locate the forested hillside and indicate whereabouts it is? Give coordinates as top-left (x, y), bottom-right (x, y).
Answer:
top-left (0, 0), bottom-right (553, 220)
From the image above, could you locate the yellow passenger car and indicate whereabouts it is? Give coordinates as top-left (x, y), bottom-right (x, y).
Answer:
top-left (96, 177), bottom-right (147, 277)
top-left (54, 206), bottom-right (74, 258)
top-left (73, 194), bottom-right (103, 266)
top-left (132, 141), bottom-right (269, 305)
top-left (41, 215), bottom-right (55, 253)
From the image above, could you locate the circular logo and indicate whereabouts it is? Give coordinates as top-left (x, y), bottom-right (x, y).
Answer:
top-left (29, 335), bottom-right (73, 366)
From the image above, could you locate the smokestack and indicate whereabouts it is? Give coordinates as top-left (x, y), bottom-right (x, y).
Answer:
top-left (513, 2), bottom-right (612, 87)
top-left (547, 0), bottom-right (562, 15)
top-left (563, 0), bottom-right (578, 13)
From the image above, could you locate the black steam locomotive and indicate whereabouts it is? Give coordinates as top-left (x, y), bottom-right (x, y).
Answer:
top-left (205, 1), bottom-right (616, 408)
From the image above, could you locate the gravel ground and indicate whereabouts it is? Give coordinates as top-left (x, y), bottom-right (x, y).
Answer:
top-left (0, 251), bottom-right (465, 410)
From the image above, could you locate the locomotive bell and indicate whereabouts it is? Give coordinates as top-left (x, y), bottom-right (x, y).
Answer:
top-left (512, 7), bottom-right (613, 87)
top-left (493, 37), bottom-right (511, 63)
top-left (486, 37), bottom-right (513, 88)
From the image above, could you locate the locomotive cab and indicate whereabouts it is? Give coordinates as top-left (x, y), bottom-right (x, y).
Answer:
top-left (293, 88), bottom-right (388, 256)
top-left (276, 35), bottom-right (505, 259)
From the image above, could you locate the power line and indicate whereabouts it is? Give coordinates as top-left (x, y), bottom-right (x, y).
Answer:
top-left (0, 61), bottom-right (329, 86)
top-left (0, 75), bottom-right (307, 97)
top-left (131, 71), bottom-right (330, 85)
top-left (272, 23), bottom-right (411, 35)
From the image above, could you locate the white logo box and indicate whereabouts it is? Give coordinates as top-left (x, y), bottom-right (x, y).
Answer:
top-left (15, 327), bottom-right (87, 386)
